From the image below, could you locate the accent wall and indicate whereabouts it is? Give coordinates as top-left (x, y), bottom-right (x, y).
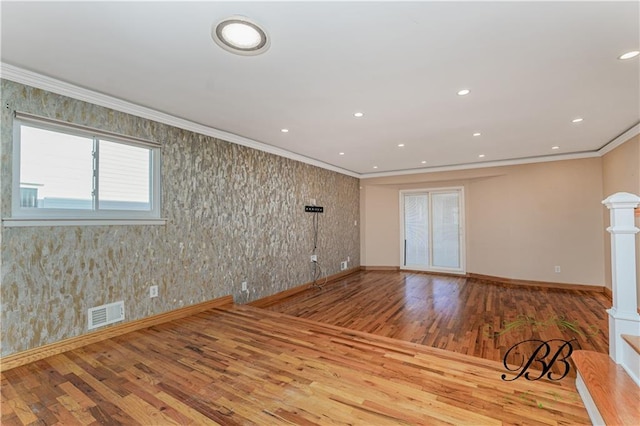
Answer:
top-left (0, 79), bottom-right (360, 356)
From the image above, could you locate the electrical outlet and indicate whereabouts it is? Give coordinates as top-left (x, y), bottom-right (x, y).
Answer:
top-left (554, 266), bottom-right (561, 273)
top-left (149, 285), bottom-right (158, 298)
top-left (340, 261), bottom-right (348, 271)
top-left (241, 281), bottom-right (248, 292)
top-left (311, 254), bottom-right (317, 262)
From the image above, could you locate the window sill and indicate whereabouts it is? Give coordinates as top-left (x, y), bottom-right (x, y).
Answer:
top-left (2, 218), bottom-right (168, 227)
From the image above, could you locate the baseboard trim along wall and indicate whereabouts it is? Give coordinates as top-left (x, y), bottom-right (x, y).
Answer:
top-left (249, 267), bottom-right (361, 308)
top-left (361, 266), bottom-right (607, 293)
top-left (400, 268), bottom-right (468, 279)
top-left (467, 273), bottom-right (606, 293)
top-left (0, 295), bottom-right (234, 372)
top-left (360, 266), bottom-right (401, 271)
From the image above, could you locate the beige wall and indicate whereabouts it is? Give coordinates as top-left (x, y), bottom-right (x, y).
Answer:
top-left (602, 135), bottom-right (640, 305)
top-left (361, 157), bottom-right (606, 286)
top-left (360, 185), bottom-right (400, 266)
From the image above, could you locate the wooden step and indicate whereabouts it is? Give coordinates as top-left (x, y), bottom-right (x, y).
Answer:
top-left (572, 350), bottom-right (640, 425)
top-left (622, 334), bottom-right (640, 355)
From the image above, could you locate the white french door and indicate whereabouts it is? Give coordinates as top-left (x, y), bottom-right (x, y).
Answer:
top-left (400, 188), bottom-right (464, 273)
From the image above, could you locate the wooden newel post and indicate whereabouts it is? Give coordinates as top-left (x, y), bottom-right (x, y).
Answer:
top-left (602, 192), bottom-right (640, 363)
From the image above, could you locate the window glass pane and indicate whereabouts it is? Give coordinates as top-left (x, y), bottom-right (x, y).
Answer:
top-left (404, 194), bottom-right (429, 267)
top-left (20, 125), bottom-right (93, 209)
top-left (98, 140), bottom-right (151, 211)
top-left (431, 192), bottom-right (460, 268)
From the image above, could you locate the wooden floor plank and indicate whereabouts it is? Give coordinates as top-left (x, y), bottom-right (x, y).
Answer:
top-left (267, 270), bottom-right (610, 375)
top-left (55, 394), bottom-right (98, 425)
top-left (2, 302), bottom-right (591, 425)
top-left (2, 271), bottom-right (609, 425)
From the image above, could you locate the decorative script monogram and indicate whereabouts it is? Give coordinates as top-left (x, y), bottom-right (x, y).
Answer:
top-left (501, 339), bottom-right (575, 381)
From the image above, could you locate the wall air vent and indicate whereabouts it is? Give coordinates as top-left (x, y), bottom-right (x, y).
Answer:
top-left (88, 301), bottom-right (125, 330)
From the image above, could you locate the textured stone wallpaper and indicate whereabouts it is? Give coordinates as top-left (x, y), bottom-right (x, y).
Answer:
top-left (0, 79), bottom-right (360, 356)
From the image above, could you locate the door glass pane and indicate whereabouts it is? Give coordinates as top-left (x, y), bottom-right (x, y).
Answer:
top-left (404, 194), bottom-right (429, 266)
top-left (20, 125), bottom-right (93, 209)
top-left (431, 192), bottom-right (460, 268)
top-left (99, 140), bottom-right (151, 210)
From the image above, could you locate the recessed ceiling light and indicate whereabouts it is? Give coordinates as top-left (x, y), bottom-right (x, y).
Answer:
top-left (354, 112), bottom-right (364, 118)
top-left (572, 117), bottom-right (583, 123)
top-left (478, 154), bottom-right (485, 158)
top-left (473, 132), bottom-right (481, 137)
top-left (398, 144), bottom-right (405, 147)
top-left (280, 128), bottom-right (289, 133)
top-left (457, 89), bottom-right (471, 96)
top-left (421, 160), bottom-right (427, 164)
top-left (552, 146), bottom-right (560, 150)
top-left (212, 16), bottom-right (269, 56)
top-left (339, 152), bottom-right (345, 156)
top-left (373, 166), bottom-right (378, 169)
top-left (619, 50), bottom-right (640, 60)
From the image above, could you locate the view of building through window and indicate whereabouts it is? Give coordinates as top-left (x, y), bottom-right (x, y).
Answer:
top-left (19, 124), bottom-right (151, 211)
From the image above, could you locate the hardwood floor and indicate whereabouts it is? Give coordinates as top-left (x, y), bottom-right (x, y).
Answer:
top-left (2, 304), bottom-right (591, 425)
top-left (264, 271), bottom-right (610, 376)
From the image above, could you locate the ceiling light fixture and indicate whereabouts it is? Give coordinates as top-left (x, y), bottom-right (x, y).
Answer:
top-left (373, 166), bottom-right (378, 169)
top-left (619, 50), bottom-right (640, 60)
top-left (478, 154), bottom-right (485, 158)
top-left (212, 16), bottom-right (270, 56)
top-left (421, 160), bottom-right (427, 164)
top-left (354, 112), bottom-right (364, 118)
top-left (339, 152), bottom-right (345, 156)
top-left (398, 144), bottom-right (405, 147)
top-left (280, 128), bottom-right (289, 133)
top-left (473, 132), bottom-right (481, 137)
top-left (572, 117), bottom-right (583, 123)
top-left (552, 146), bottom-right (560, 150)
top-left (457, 89), bottom-right (471, 96)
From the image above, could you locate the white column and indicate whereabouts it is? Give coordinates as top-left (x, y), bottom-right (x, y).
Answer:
top-left (602, 192), bottom-right (640, 363)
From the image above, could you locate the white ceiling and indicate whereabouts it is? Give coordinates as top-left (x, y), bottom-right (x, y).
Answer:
top-left (1, 1), bottom-right (639, 177)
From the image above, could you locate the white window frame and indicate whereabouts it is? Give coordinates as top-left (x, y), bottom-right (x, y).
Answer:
top-left (5, 112), bottom-right (164, 227)
top-left (399, 186), bottom-right (466, 274)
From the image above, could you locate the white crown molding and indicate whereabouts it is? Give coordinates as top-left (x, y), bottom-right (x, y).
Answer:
top-left (598, 122), bottom-right (640, 156)
top-left (360, 151), bottom-right (601, 179)
top-left (0, 63), bottom-right (360, 178)
top-left (3, 63), bottom-right (635, 181)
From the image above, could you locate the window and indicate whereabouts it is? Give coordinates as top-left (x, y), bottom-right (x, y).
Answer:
top-left (9, 113), bottom-right (162, 225)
